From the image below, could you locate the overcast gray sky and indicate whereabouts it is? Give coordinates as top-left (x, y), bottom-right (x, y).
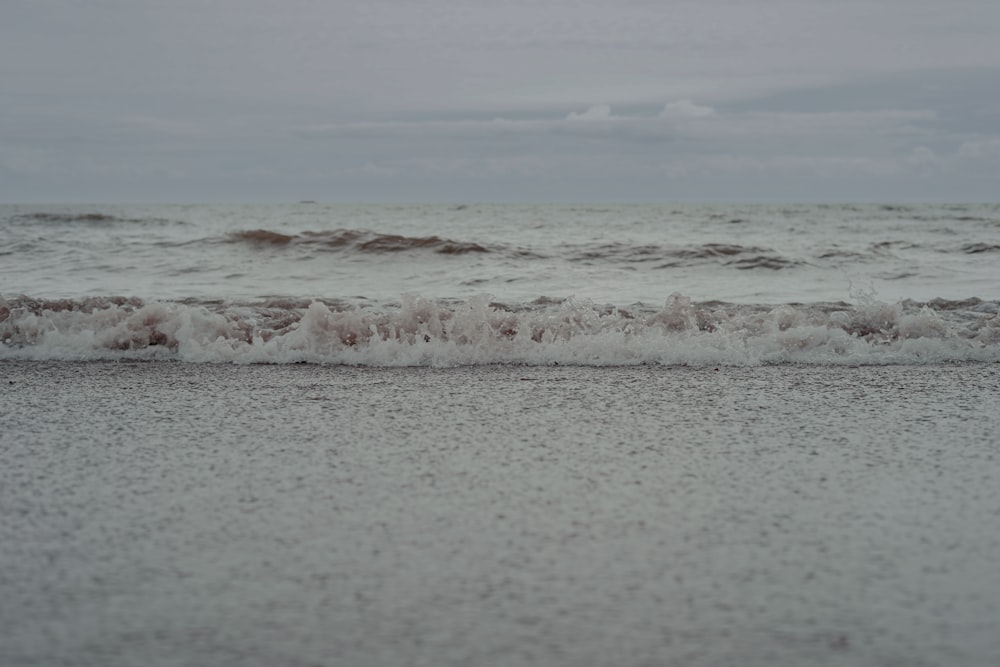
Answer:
top-left (3, 0), bottom-right (999, 202)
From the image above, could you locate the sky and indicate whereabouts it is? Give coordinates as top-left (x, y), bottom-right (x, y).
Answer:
top-left (3, 0), bottom-right (1000, 203)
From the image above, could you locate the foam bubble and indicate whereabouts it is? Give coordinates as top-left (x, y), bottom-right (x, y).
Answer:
top-left (2, 294), bottom-right (998, 366)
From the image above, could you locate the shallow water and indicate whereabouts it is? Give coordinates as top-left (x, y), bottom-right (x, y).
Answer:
top-left (3, 361), bottom-right (999, 666)
top-left (4, 203), bottom-right (999, 366)
top-left (3, 202), bottom-right (998, 304)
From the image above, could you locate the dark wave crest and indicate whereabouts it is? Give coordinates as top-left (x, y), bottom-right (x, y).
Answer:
top-left (962, 243), bottom-right (1000, 254)
top-left (22, 212), bottom-right (121, 223)
top-left (11, 211), bottom-right (185, 226)
top-left (570, 242), bottom-right (804, 270)
top-left (229, 229), bottom-right (490, 254)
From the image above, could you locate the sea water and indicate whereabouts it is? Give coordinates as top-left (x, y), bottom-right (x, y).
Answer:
top-left (2, 202), bottom-right (999, 365)
top-left (2, 203), bottom-right (999, 666)
top-left (3, 361), bottom-right (999, 667)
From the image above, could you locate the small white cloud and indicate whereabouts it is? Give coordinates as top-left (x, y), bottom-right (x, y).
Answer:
top-left (908, 146), bottom-right (936, 165)
top-left (958, 138), bottom-right (1000, 160)
top-left (360, 161), bottom-right (394, 176)
top-left (118, 115), bottom-right (200, 136)
top-left (659, 99), bottom-right (714, 118)
top-left (566, 104), bottom-right (614, 121)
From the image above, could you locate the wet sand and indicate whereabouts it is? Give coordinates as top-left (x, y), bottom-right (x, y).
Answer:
top-left (2, 361), bottom-right (999, 666)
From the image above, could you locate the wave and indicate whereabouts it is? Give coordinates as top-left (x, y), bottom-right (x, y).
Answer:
top-left (962, 243), bottom-right (1000, 254)
top-left (2, 294), bottom-right (998, 366)
top-left (228, 233), bottom-right (813, 268)
top-left (569, 242), bottom-right (805, 270)
top-left (20, 212), bottom-right (121, 223)
top-left (9, 212), bottom-right (183, 226)
top-left (229, 229), bottom-right (490, 254)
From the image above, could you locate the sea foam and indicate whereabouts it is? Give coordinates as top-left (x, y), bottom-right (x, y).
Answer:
top-left (2, 294), bottom-right (997, 366)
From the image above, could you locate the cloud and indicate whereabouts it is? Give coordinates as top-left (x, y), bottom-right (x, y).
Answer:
top-left (566, 104), bottom-right (615, 121)
top-left (958, 138), bottom-right (1000, 160)
top-left (117, 116), bottom-right (202, 137)
top-left (359, 161), bottom-right (395, 176)
top-left (5, 1), bottom-right (1000, 201)
top-left (660, 100), bottom-right (715, 118)
top-left (0, 147), bottom-right (48, 175)
top-left (908, 146), bottom-right (936, 165)
top-left (288, 105), bottom-right (938, 150)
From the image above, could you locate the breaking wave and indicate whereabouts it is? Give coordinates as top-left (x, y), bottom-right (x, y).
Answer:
top-left (2, 293), bottom-right (998, 366)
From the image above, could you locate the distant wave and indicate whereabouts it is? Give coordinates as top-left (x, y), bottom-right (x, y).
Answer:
top-left (568, 242), bottom-right (805, 270)
top-left (21, 212), bottom-right (121, 223)
top-left (10, 211), bottom-right (185, 226)
top-left (227, 232), bottom-right (816, 268)
top-left (962, 243), bottom-right (1000, 254)
top-left (3, 293), bottom-right (997, 366)
top-left (229, 229), bottom-right (490, 254)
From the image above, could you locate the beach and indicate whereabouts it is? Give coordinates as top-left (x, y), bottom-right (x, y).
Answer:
top-left (7, 0), bottom-right (1000, 662)
top-left (3, 361), bottom-right (999, 666)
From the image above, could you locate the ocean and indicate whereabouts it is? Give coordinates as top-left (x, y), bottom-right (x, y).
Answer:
top-left (2, 202), bottom-right (999, 364)
top-left (2, 203), bottom-right (999, 666)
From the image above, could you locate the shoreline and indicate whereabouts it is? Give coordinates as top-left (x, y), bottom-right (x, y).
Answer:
top-left (3, 361), bottom-right (999, 666)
